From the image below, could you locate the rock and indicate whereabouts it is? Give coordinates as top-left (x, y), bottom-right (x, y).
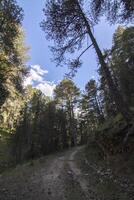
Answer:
top-left (67, 170), bottom-right (73, 175)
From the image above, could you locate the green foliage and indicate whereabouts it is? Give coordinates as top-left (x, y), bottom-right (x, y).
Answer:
top-left (79, 25), bottom-right (134, 149)
top-left (111, 26), bottom-right (134, 106)
top-left (54, 79), bottom-right (80, 146)
top-left (0, 27), bottom-right (29, 130)
top-left (0, 0), bottom-right (23, 54)
top-left (90, 0), bottom-right (134, 24)
top-left (12, 86), bottom-right (68, 162)
top-left (0, 1), bottom-right (26, 108)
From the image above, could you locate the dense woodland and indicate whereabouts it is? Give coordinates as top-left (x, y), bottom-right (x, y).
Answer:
top-left (0, 0), bottom-right (134, 171)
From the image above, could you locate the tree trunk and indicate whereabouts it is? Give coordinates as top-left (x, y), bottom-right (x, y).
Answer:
top-left (76, 0), bottom-right (131, 123)
top-left (71, 105), bottom-right (77, 146)
top-left (68, 101), bottom-right (77, 146)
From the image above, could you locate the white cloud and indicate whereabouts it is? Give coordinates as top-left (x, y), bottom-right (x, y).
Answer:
top-left (36, 82), bottom-right (56, 97)
top-left (32, 65), bottom-right (48, 76)
top-left (24, 65), bottom-right (56, 97)
top-left (24, 65), bottom-right (48, 86)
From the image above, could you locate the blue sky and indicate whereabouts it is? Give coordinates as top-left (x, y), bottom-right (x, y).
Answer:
top-left (17, 0), bottom-right (118, 95)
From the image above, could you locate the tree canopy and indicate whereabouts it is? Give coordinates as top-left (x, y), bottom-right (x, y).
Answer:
top-left (90, 0), bottom-right (134, 24)
top-left (0, 0), bottom-right (25, 108)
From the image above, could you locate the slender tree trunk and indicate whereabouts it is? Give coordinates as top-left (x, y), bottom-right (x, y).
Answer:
top-left (76, 0), bottom-right (131, 123)
top-left (68, 102), bottom-right (73, 146)
top-left (71, 105), bottom-right (77, 146)
top-left (68, 101), bottom-right (77, 146)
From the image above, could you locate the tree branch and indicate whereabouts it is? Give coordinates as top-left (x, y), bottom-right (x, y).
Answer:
top-left (78, 44), bottom-right (93, 60)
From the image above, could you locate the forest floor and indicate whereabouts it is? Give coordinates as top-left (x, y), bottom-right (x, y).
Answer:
top-left (0, 144), bottom-right (134, 200)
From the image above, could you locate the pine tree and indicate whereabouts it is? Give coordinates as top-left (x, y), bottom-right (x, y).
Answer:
top-left (0, 0), bottom-right (24, 107)
top-left (41, 0), bottom-right (131, 123)
top-left (54, 79), bottom-right (80, 146)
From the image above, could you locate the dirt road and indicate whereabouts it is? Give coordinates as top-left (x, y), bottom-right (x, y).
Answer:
top-left (0, 146), bottom-right (90, 200)
top-left (1, 145), bottom-right (133, 200)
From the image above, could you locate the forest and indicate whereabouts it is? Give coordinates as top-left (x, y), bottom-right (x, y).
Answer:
top-left (0, 0), bottom-right (134, 199)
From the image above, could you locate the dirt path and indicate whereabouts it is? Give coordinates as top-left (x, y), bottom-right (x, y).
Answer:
top-left (0, 146), bottom-right (89, 200)
top-left (1, 145), bottom-right (133, 200)
top-left (41, 146), bottom-right (89, 200)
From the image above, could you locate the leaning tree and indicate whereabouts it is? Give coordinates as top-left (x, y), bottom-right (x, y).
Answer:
top-left (41, 0), bottom-right (131, 123)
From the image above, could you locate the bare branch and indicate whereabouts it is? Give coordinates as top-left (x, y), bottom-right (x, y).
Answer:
top-left (78, 44), bottom-right (93, 60)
